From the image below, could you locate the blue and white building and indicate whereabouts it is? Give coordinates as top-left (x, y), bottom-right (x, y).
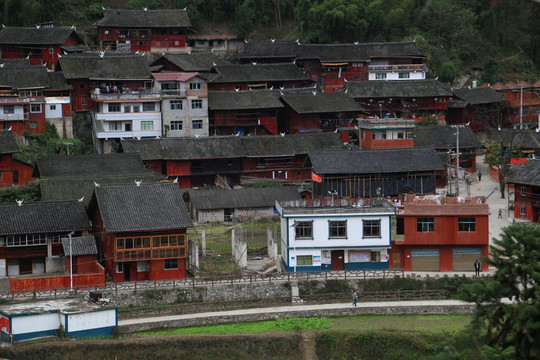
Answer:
top-left (276, 198), bottom-right (396, 272)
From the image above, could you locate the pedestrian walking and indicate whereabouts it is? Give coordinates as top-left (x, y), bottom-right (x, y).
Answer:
top-left (352, 290), bottom-right (358, 307)
top-left (478, 171), bottom-right (482, 181)
top-left (499, 209), bottom-right (503, 219)
top-left (474, 259), bottom-right (481, 276)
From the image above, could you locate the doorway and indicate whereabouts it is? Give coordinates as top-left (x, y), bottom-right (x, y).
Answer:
top-left (331, 250), bottom-right (345, 271)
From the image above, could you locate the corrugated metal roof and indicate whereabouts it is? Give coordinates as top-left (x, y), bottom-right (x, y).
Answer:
top-left (152, 72), bottom-right (198, 82)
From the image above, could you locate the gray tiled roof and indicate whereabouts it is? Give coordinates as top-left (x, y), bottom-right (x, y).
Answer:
top-left (309, 147), bottom-right (444, 175)
top-left (0, 201), bottom-right (91, 236)
top-left (412, 125), bottom-right (481, 149)
top-left (62, 235), bottom-right (98, 256)
top-left (507, 160), bottom-right (540, 186)
top-left (212, 63), bottom-right (311, 83)
top-left (95, 9), bottom-right (191, 28)
top-left (121, 132), bottom-right (345, 160)
top-left (281, 92), bottom-right (363, 114)
top-left (159, 53), bottom-right (228, 72)
top-left (0, 26), bottom-right (80, 45)
top-left (0, 130), bottom-right (19, 154)
top-left (486, 129), bottom-right (540, 150)
top-left (345, 80), bottom-right (452, 98)
top-left (237, 41), bottom-right (423, 62)
top-left (0, 66), bottom-right (70, 90)
top-left (59, 54), bottom-right (151, 80)
top-left (0, 59), bottom-right (31, 67)
top-left (208, 90), bottom-right (284, 110)
top-left (452, 87), bottom-right (507, 105)
top-left (188, 186), bottom-right (301, 210)
top-left (93, 183), bottom-right (193, 232)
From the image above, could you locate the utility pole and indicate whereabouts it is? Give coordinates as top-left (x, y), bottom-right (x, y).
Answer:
top-left (519, 85), bottom-right (523, 129)
top-left (451, 125), bottom-right (465, 196)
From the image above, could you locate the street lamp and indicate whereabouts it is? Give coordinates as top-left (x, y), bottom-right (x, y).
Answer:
top-left (68, 231), bottom-right (75, 290)
top-left (451, 124), bottom-right (466, 196)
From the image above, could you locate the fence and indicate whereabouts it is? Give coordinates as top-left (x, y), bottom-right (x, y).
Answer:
top-left (0, 269), bottom-right (405, 300)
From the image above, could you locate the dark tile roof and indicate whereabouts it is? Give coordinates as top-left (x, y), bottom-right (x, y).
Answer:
top-left (412, 125), bottom-right (481, 149)
top-left (0, 66), bottom-right (70, 90)
top-left (188, 186), bottom-right (301, 210)
top-left (0, 59), bottom-right (31, 67)
top-left (281, 91), bottom-right (363, 114)
top-left (95, 9), bottom-right (191, 28)
top-left (92, 183), bottom-right (193, 232)
top-left (344, 80), bottom-right (452, 98)
top-left (212, 63), bottom-right (311, 83)
top-left (236, 41), bottom-right (424, 62)
top-left (121, 132), bottom-right (345, 160)
top-left (58, 54), bottom-right (151, 80)
top-left (158, 53), bottom-right (228, 72)
top-left (507, 160), bottom-right (540, 186)
top-left (309, 147), bottom-right (444, 175)
top-left (452, 87), bottom-right (507, 105)
top-left (0, 26), bottom-right (79, 45)
top-left (0, 201), bottom-right (91, 236)
top-left (208, 90), bottom-right (284, 110)
top-left (62, 235), bottom-right (98, 256)
top-left (486, 129), bottom-right (540, 150)
top-left (0, 130), bottom-right (19, 154)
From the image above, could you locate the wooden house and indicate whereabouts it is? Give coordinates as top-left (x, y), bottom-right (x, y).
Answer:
top-left (280, 91), bottom-right (363, 134)
top-left (492, 81), bottom-right (540, 129)
top-left (120, 132), bottom-right (345, 188)
top-left (209, 63), bottom-right (314, 91)
top-left (150, 52), bottom-right (228, 73)
top-left (0, 130), bottom-right (35, 186)
top-left (507, 160), bottom-right (540, 223)
top-left (355, 118), bottom-right (415, 150)
top-left (0, 24), bottom-right (86, 69)
top-left (390, 194), bottom-right (489, 272)
top-left (344, 80), bottom-right (451, 122)
top-left (187, 186), bottom-right (301, 223)
top-left (447, 86), bottom-right (507, 131)
top-left (94, 9), bottom-right (191, 53)
top-left (89, 182), bottom-right (193, 282)
top-left (308, 147), bottom-right (444, 198)
top-left (32, 153), bottom-right (166, 205)
top-left (208, 90), bottom-right (283, 135)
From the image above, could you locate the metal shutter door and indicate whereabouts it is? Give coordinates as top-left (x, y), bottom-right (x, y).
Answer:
top-left (452, 248), bottom-right (482, 271)
top-left (411, 249), bottom-right (440, 271)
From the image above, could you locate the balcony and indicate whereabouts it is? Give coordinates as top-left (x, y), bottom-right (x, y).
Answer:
top-left (0, 97), bottom-right (44, 104)
top-left (368, 64), bottom-right (426, 72)
top-left (161, 89), bottom-right (187, 97)
top-left (92, 92), bottom-right (161, 101)
top-left (0, 113), bottom-right (29, 121)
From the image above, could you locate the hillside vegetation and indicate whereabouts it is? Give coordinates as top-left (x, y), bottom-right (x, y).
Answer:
top-left (1, 0), bottom-right (539, 83)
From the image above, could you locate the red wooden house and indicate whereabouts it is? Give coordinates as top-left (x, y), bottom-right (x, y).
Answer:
top-left (355, 118), bottom-right (415, 150)
top-left (95, 9), bottom-right (191, 53)
top-left (208, 90), bottom-right (283, 135)
top-left (120, 132), bottom-right (344, 188)
top-left (492, 81), bottom-right (540, 129)
top-left (507, 160), bottom-right (540, 223)
top-left (0, 24), bottom-right (85, 70)
top-left (89, 182), bottom-right (193, 282)
top-left (0, 130), bottom-right (35, 186)
top-left (390, 194), bottom-right (490, 272)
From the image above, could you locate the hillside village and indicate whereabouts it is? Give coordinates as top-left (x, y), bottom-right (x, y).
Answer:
top-left (0, 7), bottom-right (539, 343)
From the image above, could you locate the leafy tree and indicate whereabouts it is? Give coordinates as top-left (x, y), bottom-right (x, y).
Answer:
top-left (0, 182), bottom-right (40, 204)
top-left (459, 224), bottom-right (540, 359)
top-left (234, 0), bottom-right (258, 39)
top-left (483, 59), bottom-right (499, 85)
top-left (483, 137), bottom-right (522, 199)
top-left (438, 61), bottom-right (457, 83)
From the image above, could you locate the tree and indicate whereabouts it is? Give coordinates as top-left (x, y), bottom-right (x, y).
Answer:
top-left (459, 224), bottom-right (540, 359)
top-left (483, 138), bottom-right (521, 199)
top-left (439, 61), bottom-right (457, 83)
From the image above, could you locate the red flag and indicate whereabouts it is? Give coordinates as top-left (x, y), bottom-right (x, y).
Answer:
top-left (311, 172), bottom-right (322, 183)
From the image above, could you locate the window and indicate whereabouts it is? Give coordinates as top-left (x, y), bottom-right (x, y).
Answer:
top-left (141, 121), bottom-right (154, 130)
top-left (133, 105), bottom-right (140, 112)
top-left (49, 104), bottom-right (56, 110)
top-left (192, 119), bottom-right (203, 129)
top-left (30, 104), bottom-right (42, 113)
top-left (137, 261), bottom-right (150, 272)
top-left (329, 221), bottom-right (347, 238)
top-left (458, 217), bottom-right (476, 232)
top-left (164, 258), bottom-right (178, 269)
top-left (143, 103), bottom-right (155, 112)
top-left (370, 251), bottom-right (380, 262)
top-left (191, 99), bottom-right (202, 109)
top-left (297, 255), bottom-right (312, 266)
top-left (116, 263), bottom-right (123, 273)
top-left (3, 106), bottom-right (14, 114)
top-left (375, 73), bottom-right (386, 80)
top-left (170, 121), bottom-right (183, 130)
top-left (81, 99), bottom-right (88, 106)
top-left (3, 122), bottom-right (9, 130)
top-left (30, 122), bottom-right (37, 129)
top-left (363, 220), bottom-right (381, 237)
top-left (170, 100), bottom-right (182, 110)
top-left (399, 72), bottom-right (410, 79)
top-left (161, 82), bottom-right (178, 91)
top-left (190, 82), bottom-right (202, 90)
top-left (49, 48), bottom-right (55, 54)
top-left (521, 186), bottom-right (527, 196)
top-left (520, 206), bottom-right (526, 215)
top-left (295, 221), bottom-right (313, 239)
top-left (108, 103), bottom-right (121, 112)
top-left (417, 218), bottom-right (434, 232)
top-left (373, 130), bottom-right (386, 140)
top-left (109, 122), bottom-right (122, 131)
